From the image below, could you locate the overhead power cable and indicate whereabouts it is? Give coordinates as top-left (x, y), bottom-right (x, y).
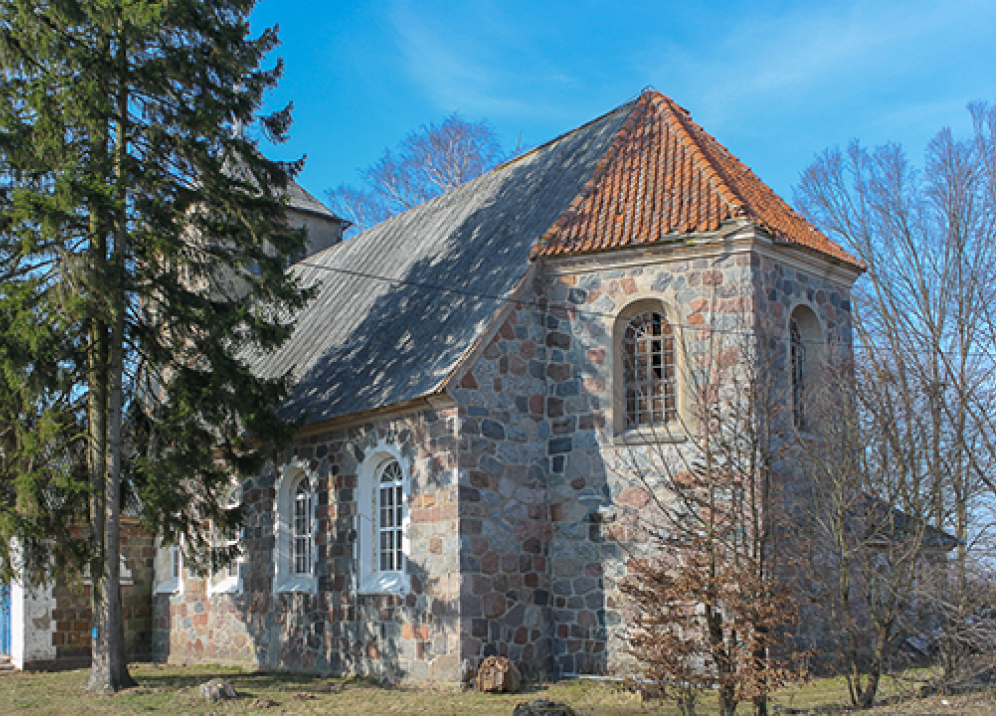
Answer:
top-left (292, 259), bottom-right (996, 358)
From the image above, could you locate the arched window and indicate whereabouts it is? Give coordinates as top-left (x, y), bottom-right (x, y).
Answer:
top-left (273, 465), bottom-right (317, 594)
top-left (209, 486), bottom-right (243, 595)
top-left (154, 539), bottom-right (182, 595)
top-left (789, 305), bottom-right (822, 432)
top-left (357, 450), bottom-right (409, 594)
top-left (791, 317), bottom-right (806, 430)
top-left (378, 460), bottom-right (404, 574)
top-left (623, 311), bottom-right (676, 427)
top-left (293, 478), bottom-right (313, 575)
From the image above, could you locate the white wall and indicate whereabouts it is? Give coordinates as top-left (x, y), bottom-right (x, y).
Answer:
top-left (9, 579), bottom-right (56, 669)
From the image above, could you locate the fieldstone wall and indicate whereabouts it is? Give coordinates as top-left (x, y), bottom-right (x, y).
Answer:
top-left (533, 242), bottom-right (856, 676)
top-left (753, 251), bottom-right (856, 659)
top-left (448, 282), bottom-right (555, 680)
top-left (753, 252), bottom-right (854, 360)
top-left (535, 248), bottom-right (758, 675)
top-left (154, 406), bottom-right (466, 682)
top-left (152, 237), bottom-right (856, 683)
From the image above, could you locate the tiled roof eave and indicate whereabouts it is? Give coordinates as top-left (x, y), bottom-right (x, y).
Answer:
top-left (766, 229), bottom-right (867, 272)
top-left (534, 223), bottom-right (742, 262)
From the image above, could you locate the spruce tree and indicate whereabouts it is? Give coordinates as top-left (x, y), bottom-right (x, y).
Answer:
top-left (0, 0), bottom-right (309, 691)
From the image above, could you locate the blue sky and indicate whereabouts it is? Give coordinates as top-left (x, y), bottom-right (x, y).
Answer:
top-left (250, 0), bottom-right (996, 206)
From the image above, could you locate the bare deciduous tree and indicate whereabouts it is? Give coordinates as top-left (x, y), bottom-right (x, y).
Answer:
top-left (796, 100), bottom-right (996, 695)
top-left (619, 300), bottom-right (800, 716)
top-left (328, 114), bottom-right (505, 234)
top-left (802, 361), bottom-right (954, 708)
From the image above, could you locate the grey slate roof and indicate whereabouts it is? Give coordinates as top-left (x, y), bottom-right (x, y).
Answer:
top-left (247, 102), bottom-right (632, 424)
top-left (287, 179), bottom-right (339, 220)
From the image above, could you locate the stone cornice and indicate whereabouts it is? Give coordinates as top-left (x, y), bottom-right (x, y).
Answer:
top-left (538, 224), bottom-right (863, 290)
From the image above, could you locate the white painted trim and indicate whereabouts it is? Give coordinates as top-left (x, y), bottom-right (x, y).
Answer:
top-left (10, 580), bottom-right (24, 667)
top-left (273, 459), bottom-right (318, 595)
top-left (83, 554), bottom-right (134, 587)
top-left (207, 485), bottom-right (244, 597)
top-left (356, 441), bottom-right (411, 595)
top-left (9, 577), bottom-right (57, 669)
top-left (154, 540), bottom-right (183, 595)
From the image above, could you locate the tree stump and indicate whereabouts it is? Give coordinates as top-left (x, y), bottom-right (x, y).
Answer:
top-left (475, 655), bottom-right (522, 693)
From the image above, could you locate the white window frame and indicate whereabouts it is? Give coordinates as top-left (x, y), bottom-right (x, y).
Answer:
top-left (154, 538), bottom-right (183, 595)
top-left (208, 485), bottom-right (243, 596)
top-left (293, 479), bottom-right (314, 575)
top-left (357, 445), bottom-right (410, 595)
top-left (84, 553), bottom-right (135, 588)
top-left (273, 462), bottom-right (318, 594)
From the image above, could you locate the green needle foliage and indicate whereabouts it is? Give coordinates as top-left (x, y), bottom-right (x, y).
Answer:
top-left (0, 0), bottom-right (311, 691)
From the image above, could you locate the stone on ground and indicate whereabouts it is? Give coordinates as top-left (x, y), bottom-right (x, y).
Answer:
top-left (512, 700), bottom-right (576, 716)
top-left (249, 696), bottom-right (279, 709)
top-left (198, 678), bottom-right (238, 702)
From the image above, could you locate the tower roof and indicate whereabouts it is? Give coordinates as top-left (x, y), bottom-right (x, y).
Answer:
top-left (533, 90), bottom-right (862, 269)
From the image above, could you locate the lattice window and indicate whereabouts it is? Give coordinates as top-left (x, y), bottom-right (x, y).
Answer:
top-left (171, 545), bottom-right (181, 581)
top-left (791, 318), bottom-right (806, 430)
top-left (293, 478), bottom-right (313, 575)
top-left (623, 311), bottom-right (676, 427)
top-left (378, 461), bottom-right (404, 573)
top-left (222, 488), bottom-right (242, 579)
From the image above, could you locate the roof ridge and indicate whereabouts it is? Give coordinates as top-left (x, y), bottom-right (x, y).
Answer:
top-left (337, 99), bottom-right (641, 248)
top-left (655, 95), bottom-right (864, 266)
top-left (495, 97), bottom-right (640, 174)
top-left (650, 92), bottom-right (748, 218)
top-left (531, 93), bottom-right (651, 257)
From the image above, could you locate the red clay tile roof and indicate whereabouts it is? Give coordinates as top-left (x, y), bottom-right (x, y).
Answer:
top-left (532, 90), bottom-right (864, 269)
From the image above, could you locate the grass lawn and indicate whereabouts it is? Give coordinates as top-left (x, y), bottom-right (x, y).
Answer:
top-left (0, 663), bottom-right (994, 715)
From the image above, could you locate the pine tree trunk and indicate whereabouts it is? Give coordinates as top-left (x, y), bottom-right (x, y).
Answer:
top-left (86, 287), bottom-right (130, 692)
top-left (88, 291), bottom-right (134, 692)
top-left (85, 205), bottom-right (113, 693)
top-left (87, 23), bottom-right (135, 691)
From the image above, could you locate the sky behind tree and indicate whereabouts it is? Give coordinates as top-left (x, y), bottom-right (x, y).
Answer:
top-left (251, 0), bottom-right (996, 209)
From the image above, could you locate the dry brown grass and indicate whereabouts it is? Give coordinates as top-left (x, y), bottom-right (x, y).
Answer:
top-left (0, 663), bottom-right (993, 715)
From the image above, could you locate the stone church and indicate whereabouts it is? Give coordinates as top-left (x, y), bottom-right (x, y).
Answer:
top-left (146, 90), bottom-right (864, 681)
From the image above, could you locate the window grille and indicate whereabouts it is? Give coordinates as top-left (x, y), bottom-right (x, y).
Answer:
top-left (171, 545), bottom-right (181, 580)
top-left (378, 461), bottom-right (404, 573)
top-left (791, 318), bottom-right (806, 430)
top-left (224, 489), bottom-right (241, 579)
top-left (623, 311), bottom-right (676, 427)
top-left (293, 479), bottom-right (312, 574)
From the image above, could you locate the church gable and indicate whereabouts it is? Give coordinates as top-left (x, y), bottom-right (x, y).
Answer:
top-left (245, 104), bottom-right (630, 426)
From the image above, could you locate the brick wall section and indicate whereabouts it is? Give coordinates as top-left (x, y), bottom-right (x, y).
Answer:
top-left (47, 520), bottom-right (155, 668)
